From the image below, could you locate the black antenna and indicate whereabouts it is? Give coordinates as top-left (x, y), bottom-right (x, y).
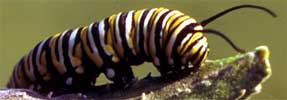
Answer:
top-left (201, 4), bottom-right (277, 26)
top-left (200, 29), bottom-right (246, 53)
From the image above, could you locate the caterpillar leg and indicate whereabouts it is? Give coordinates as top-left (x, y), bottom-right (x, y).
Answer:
top-left (104, 64), bottom-right (136, 88)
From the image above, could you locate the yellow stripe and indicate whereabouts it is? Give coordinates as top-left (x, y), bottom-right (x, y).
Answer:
top-left (181, 32), bottom-right (203, 55)
top-left (169, 16), bottom-right (189, 32)
top-left (39, 51), bottom-right (47, 76)
top-left (73, 43), bottom-right (84, 74)
top-left (81, 26), bottom-right (103, 67)
top-left (134, 9), bottom-right (143, 22)
top-left (40, 51), bottom-right (51, 81)
top-left (194, 44), bottom-right (208, 65)
top-left (150, 8), bottom-right (169, 58)
top-left (50, 33), bottom-right (66, 74)
top-left (150, 8), bottom-right (165, 24)
top-left (107, 14), bottom-right (121, 62)
top-left (199, 48), bottom-right (209, 66)
top-left (128, 20), bottom-right (136, 55)
top-left (72, 43), bottom-right (82, 67)
top-left (23, 55), bottom-right (35, 81)
top-left (163, 11), bottom-right (184, 42)
top-left (108, 14), bottom-right (116, 47)
top-left (113, 13), bottom-right (125, 58)
top-left (106, 14), bottom-right (117, 56)
top-left (191, 37), bottom-right (206, 57)
top-left (133, 9), bottom-right (144, 54)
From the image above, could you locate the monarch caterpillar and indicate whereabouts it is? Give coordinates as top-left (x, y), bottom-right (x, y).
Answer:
top-left (7, 4), bottom-right (276, 95)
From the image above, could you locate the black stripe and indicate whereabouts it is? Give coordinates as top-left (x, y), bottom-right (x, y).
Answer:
top-left (168, 15), bottom-right (186, 34)
top-left (12, 68), bottom-right (18, 87)
top-left (62, 29), bottom-right (77, 87)
top-left (129, 11), bottom-right (145, 65)
top-left (82, 27), bottom-right (92, 54)
top-left (37, 38), bottom-right (51, 85)
top-left (112, 14), bottom-right (118, 44)
top-left (43, 36), bottom-right (67, 90)
top-left (91, 22), bottom-right (110, 61)
top-left (178, 24), bottom-right (200, 54)
top-left (145, 9), bottom-right (157, 58)
top-left (172, 23), bottom-right (197, 66)
top-left (178, 45), bottom-right (205, 74)
top-left (83, 27), bottom-right (93, 54)
top-left (18, 58), bottom-right (30, 82)
top-left (182, 35), bottom-right (204, 55)
top-left (80, 36), bottom-right (101, 83)
top-left (72, 28), bottom-right (82, 55)
top-left (118, 12), bottom-right (128, 58)
top-left (138, 9), bottom-right (149, 59)
top-left (188, 45), bottom-right (204, 67)
top-left (154, 10), bottom-right (171, 65)
top-left (44, 37), bottom-right (61, 80)
top-left (31, 42), bottom-right (42, 82)
top-left (163, 15), bottom-right (184, 49)
top-left (62, 30), bottom-right (73, 73)
top-left (131, 11), bottom-right (137, 54)
top-left (54, 36), bottom-right (60, 62)
top-left (119, 12), bottom-right (134, 61)
top-left (110, 14), bottom-right (123, 59)
top-left (104, 18), bottom-right (110, 44)
top-left (194, 47), bottom-right (208, 70)
top-left (10, 64), bottom-right (17, 87)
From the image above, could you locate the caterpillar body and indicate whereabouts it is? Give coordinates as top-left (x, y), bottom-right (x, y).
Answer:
top-left (7, 5), bottom-right (276, 95)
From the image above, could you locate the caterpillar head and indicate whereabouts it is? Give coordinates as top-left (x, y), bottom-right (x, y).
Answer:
top-left (165, 4), bottom-right (276, 76)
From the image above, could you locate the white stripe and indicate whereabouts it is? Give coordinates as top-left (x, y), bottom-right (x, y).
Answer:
top-left (125, 10), bottom-right (134, 48)
top-left (150, 9), bottom-right (169, 59)
top-left (27, 51), bottom-right (36, 81)
top-left (192, 37), bottom-right (206, 51)
top-left (88, 24), bottom-right (99, 54)
top-left (68, 28), bottom-right (79, 67)
top-left (58, 30), bottom-right (68, 66)
top-left (184, 37), bottom-right (207, 59)
top-left (160, 11), bottom-right (183, 48)
top-left (179, 33), bottom-right (193, 60)
top-left (194, 25), bottom-right (203, 30)
top-left (115, 12), bottom-right (122, 46)
top-left (115, 13), bottom-right (122, 44)
top-left (98, 20), bottom-right (111, 56)
top-left (196, 41), bottom-right (208, 62)
top-left (114, 13), bottom-right (124, 57)
top-left (88, 23), bottom-right (103, 66)
top-left (181, 33), bottom-right (193, 47)
top-left (36, 39), bottom-right (47, 75)
top-left (87, 24), bottom-right (98, 53)
top-left (143, 8), bottom-right (156, 55)
top-left (135, 9), bottom-right (145, 53)
top-left (166, 18), bottom-right (196, 65)
top-left (136, 9), bottom-right (145, 43)
top-left (201, 42), bottom-right (208, 53)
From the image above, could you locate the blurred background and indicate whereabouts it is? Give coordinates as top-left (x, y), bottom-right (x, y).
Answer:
top-left (0, 0), bottom-right (286, 99)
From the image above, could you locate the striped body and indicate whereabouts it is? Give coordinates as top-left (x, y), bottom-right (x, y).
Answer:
top-left (7, 7), bottom-right (209, 94)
